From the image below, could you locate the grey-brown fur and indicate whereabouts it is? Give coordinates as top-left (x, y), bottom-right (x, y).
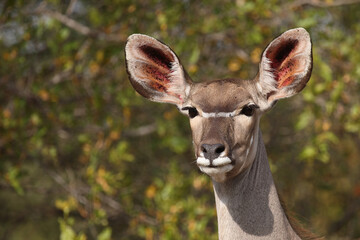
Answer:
top-left (213, 130), bottom-right (299, 239)
top-left (125, 28), bottom-right (316, 239)
top-left (188, 79), bottom-right (255, 112)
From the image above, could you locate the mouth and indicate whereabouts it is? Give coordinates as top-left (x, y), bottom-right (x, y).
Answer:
top-left (197, 156), bottom-right (234, 178)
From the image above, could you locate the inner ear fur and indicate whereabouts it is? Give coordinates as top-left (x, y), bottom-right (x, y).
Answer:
top-left (258, 28), bottom-right (313, 103)
top-left (125, 34), bottom-right (191, 105)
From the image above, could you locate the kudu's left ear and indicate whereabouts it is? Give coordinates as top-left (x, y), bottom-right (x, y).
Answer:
top-left (257, 28), bottom-right (313, 109)
top-left (125, 34), bottom-right (192, 106)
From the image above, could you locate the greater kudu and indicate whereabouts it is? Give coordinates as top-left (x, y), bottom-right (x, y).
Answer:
top-left (125, 28), bottom-right (319, 239)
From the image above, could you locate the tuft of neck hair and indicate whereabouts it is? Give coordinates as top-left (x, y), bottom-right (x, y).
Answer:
top-left (279, 194), bottom-right (324, 240)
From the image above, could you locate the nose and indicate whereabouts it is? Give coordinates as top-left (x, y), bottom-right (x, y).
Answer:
top-left (201, 144), bottom-right (226, 161)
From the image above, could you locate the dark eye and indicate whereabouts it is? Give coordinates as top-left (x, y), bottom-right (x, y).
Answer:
top-left (240, 104), bottom-right (257, 117)
top-left (188, 107), bottom-right (199, 118)
top-left (182, 107), bottom-right (199, 118)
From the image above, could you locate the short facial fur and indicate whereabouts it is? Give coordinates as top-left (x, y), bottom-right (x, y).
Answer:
top-left (125, 28), bottom-right (312, 183)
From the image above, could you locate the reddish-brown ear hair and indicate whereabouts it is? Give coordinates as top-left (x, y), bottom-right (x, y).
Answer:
top-left (125, 34), bottom-right (192, 106)
top-left (257, 28), bottom-right (312, 108)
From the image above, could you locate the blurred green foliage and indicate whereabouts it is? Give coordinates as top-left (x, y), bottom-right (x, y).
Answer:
top-left (1, 0), bottom-right (360, 239)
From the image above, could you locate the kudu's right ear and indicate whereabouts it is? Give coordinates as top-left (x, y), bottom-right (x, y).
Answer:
top-left (125, 34), bottom-right (192, 106)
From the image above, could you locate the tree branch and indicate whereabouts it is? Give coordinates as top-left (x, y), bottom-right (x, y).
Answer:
top-left (30, 5), bottom-right (124, 42)
top-left (48, 169), bottom-right (124, 217)
top-left (65, 0), bottom-right (77, 15)
top-left (43, 9), bottom-right (93, 36)
top-left (123, 123), bottom-right (158, 137)
top-left (291, 0), bottom-right (360, 8)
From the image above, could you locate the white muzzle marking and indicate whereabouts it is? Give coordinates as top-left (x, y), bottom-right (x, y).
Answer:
top-left (196, 156), bottom-right (232, 167)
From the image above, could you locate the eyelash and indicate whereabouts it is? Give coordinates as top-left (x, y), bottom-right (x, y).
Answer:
top-left (240, 104), bottom-right (258, 117)
top-left (181, 104), bottom-right (258, 118)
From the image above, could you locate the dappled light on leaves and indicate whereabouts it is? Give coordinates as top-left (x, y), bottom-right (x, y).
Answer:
top-left (0, 0), bottom-right (360, 239)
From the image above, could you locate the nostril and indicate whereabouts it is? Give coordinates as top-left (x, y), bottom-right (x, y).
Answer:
top-left (215, 145), bottom-right (225, 154)
top-left (201, 146), bottom-right (207, 153)
top-left (201, 144), bottom-right (226, 161)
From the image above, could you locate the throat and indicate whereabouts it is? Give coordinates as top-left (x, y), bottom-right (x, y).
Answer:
top-left (212, 133), bottom-right (299, 239)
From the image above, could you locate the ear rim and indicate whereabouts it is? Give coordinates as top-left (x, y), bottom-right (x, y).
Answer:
top-left (256, 28), bottom-right (313, 107)
top-left (125, 34), bottom-right (192, 106)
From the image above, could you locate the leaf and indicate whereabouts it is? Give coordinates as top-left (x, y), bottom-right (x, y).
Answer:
top-left (189, 46), bottom-right (200, 64)
top-left (296, 110), bottom-right (313, 130)
top-left (146, 184), bottom-right (157, 199)
top-left (55, 197), bottom-right (78, 216)
top-left (6, 166), bottom-right (24, 195)
top-left (109, 141), bottom-right (134, 163)
top-left (59, 218), bottom-right (76, 240)
top-left (97, 227), bottom-right (112, 240)
top-left (300, 145), bottom-right (317, 161)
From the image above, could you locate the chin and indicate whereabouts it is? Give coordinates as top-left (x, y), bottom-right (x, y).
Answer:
top-left (197, 155), bottom-right (249, 183)
top-left (199, 164), bottom-right (234, 183)
top-left (196, 155), bottom-right (240, 183)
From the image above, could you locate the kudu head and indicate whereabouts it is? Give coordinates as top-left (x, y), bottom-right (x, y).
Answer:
top-left (125, 28), bottom-right (312, 182)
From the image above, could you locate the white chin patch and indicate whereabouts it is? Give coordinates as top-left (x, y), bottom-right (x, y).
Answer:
top-left (197, 157), bottom-right (233, 182)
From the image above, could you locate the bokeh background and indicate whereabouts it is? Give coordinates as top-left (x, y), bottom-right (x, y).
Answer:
top-left (1, 0), bottom-right (360, 239)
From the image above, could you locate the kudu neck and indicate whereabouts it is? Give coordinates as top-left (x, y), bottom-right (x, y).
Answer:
top-left (212, 130), bottom-right (300, 239)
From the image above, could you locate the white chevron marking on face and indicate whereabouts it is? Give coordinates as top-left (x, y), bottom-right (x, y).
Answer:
top-left (201, 111), bottom-right (237, 118)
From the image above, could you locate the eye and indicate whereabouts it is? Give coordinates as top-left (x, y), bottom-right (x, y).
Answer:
top-left (182, 107), bottom-right (199, 119)
top-left (240, 104), bottom-right (258, 117)
top-left (188, 107), bottom-right (199, 118)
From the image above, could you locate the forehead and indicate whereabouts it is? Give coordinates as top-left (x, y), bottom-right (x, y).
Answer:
top-left (189, 79), bottom-right (253, 112)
